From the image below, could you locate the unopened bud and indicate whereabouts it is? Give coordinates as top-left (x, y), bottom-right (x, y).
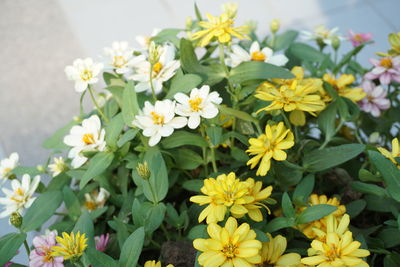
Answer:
top-left (245, 20), bottom-right (258, 33)
top-left (36, 165), bottom-right (45, 172)
top-left (136, 161), bottom-right (151, 180)
top-left (332, 36), bottom-right (341, 50)
top-left (10, 212), bottom-right (23, 228)
top-left (185, 16), bottom-right (193, 30)
top-left (148, 41), bottom-right (162, 65)
top-left (270, 19), bottom-right (280, 33)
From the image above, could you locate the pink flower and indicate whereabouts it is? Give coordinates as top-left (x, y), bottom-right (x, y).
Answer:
top-left (95, 234), bottom-right (110, 252)
top-left (347, 30), bottom-right (372, 47)
top-left (29, 230), bottom-right (64, 267)
top-left (5, 262), bottom-right (13, 267)
top-left (365, 56), bottom-right (400, 85)
top-left (358, 80), bottom-right (390, 117)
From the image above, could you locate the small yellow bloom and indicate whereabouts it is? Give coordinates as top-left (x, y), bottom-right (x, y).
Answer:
top-left (144, 260), bottom-right (174, 267)
top-left (246, 122), bottom-right (294, 176)
top-left (51, 231), bottom-right (88, 260)
top-left (256, 67), bottom-right (325, 126)
top-left (377, 137), bottom-right (400, 167)
top-left (261, 233), bottom-right (303, 267)
top-left (193, 217), bottom-right (262, 267)
top-left (323, 73), bottom-right (366, 102)
top-left (242, 178), bottom-right (273, 222)
top-left (192, 13), bottom-right (249, 47)
top-left (48, 157), bottom-right (68, 177)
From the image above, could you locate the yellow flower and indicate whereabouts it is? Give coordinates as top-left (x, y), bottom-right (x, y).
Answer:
top-left (297, 194), bottom-right (346, 240)
top-left (323, 73), bottom-right (366, 102)
top-left (377, 137), bottom-right (400, 167)
top-left (242, 178), bottom-right (273, 222)
top-left (246, 122), bottom-right (294, 176)
top-left (51, 231), bottom-right (88, 260)
top-left (192, 13), bottom-right (249, 47)
top-left (388, 32), bottom-right (400, 56)
top-left (301, 214), bottom-right (370, 267)
top-left (144, 260), bottom-right (174, 267)
top-left (256, 67), bottom-right (325, 126)
top-left (261, 233), bottom-right (303, 267)
top-left (193, 217), bottom-right (262, 267)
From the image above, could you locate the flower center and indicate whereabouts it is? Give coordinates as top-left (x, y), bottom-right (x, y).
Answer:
top-left (380, 58), bottom-right (393, 69)
top-left (354, 34), bottom-right (363, 42)
top-left (152, 62), bottom-right (163, 74)
top-left (82, 133), bottom-right (95, 145)
top-left (15, 188), bottom-right (24, 196)
top-left (251, 51), bottom-right (266, 61)
top-left (80, 69), bottom-right (93, 81)
top-left (189, 97), bottom-right (203, 112)
top-left (222, 242), bottom-right (237, 258)
top-left (10, 188), bottom-right (25, 203)
top-left (85, 201), bottom-right (98, 211)
top-left (113, 55), bottom-right (127, 68)
top-left (325, 244), bottom-right (341, 261)
top-left (3, 167), bottom-right (11, 175)
top-left (151, 111), bottom-right (165, 125)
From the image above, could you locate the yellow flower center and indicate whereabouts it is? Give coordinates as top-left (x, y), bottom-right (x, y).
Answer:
top-left (113, 55), bottom-right (127, 68)
top-left (80, 69), bottom-right (93, 81)
top-left (82, 133), bottom-right (95, 145)
top-left (251, 51), bottom-right (266, 61)
top-left (354, 34), bottom-right (363, 42)
top-left (380, 58), bottom-right (393, 69)
top-left (152, 62), bottom-right (163, 74)
top-left (3, 167), bottom-right (11, 175)
top-left (85, 201), bottom-right (98, 211)
top-left (10, 188), bottom-right (25, 203)
top-left (189, 97), bottom-right (203, 112)
top-left (43, 247), bottom-right (55, 262)
top-left (151, 111), bottom-right (165, 125)
top-left (325, 244), bottom-right (341, 261)
top-left (222, 242), bottom-right (238, 258)
top-left (16, 188), bottom-right (24, 196)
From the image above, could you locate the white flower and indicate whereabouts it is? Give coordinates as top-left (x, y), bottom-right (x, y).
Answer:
top-left (301, 25), bottom-right (343, 45)
top-left (135, 28), bottom-right (161, 49)
top-left (226, 41), bottom-right (288, 67)
top-left (65, 58), bottom-right (104, 93)
top-left (133, 100), bottom-right (187, 146)
top-left (48, 157), bottom-right (67, 177)
top-left (0, 174), bottom-right (40, 218)
top-left (63, 115), bottom-right (106, 168)
top-left (174, 85), bottom-right (223, 129)
top-left (84, 188), bottom-right (110, 211)
top-left (103, 41), bottom-right (145, 75)
top-left (0, 152), bottom-right (19, 182)
top-left (129, 43), bottom-right (180, 95)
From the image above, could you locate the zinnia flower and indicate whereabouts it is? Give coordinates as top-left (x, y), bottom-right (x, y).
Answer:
top-left (84, 188), bottom-right (110, 211)
top-left (64, 58), bottom-right (103, 93)
top-left (364, 56), bottom-right (400, 85)
top-left (95, 233), bottom-right (110, 252)
top-left (260, 233), bottom-right (302, 267)
top-left (246, 122), bottom-right (294, 176)
top-left (174, 85), bottom-right (223, 129)
top-left (347, 30), bottom-right (372, 47)
top-left (192, 13), bottom-right (249, 47)
top-left (0, 152), bottom-right (19, 182)
top-left (63, 115), bottom-right (106, 168)
top-left (193, 217), bottom-right (262, 267)
top-left (323, 73), bottom-right (366, 102)
top-left (133, 100), bottom-right (187, 146)
top-left (29, 230), bottom-right (64, 267)
top-left (48, 157), bottom-right (68, 177)
top-left (242, 178), bottom-right (273, 222)
top-left (0, 174), bottom-right (40, 218)
top-left (103, 41), bottom-right (144, 75)
top-left (358, 80), bottom-right (390, 117)
top-left (144, 260), bottom-right (174, 267)
top-left (377, 137), bottom-right (400, 167)
top-left (51, 232), bottom-right (88, 260)
top-left (301, 25), bottom-right (343, 46)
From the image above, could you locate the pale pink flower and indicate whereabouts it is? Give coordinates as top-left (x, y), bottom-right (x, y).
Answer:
top-left (95, 233), bottom-right (110, 252)
top-left (347, 30), bottom-right (372, 47)
top-left (365, 56), bottom-right (400, 85)
top-left (358, 80), bottom-right (390, 117)
top-left (29, 230), bottom-right (64, 267)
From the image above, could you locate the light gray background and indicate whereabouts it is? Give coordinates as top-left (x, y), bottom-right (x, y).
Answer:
top-left (0, 0), bottom-right (399, 264)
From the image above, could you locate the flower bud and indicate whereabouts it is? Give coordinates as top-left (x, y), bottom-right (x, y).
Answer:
top-left (136, 161), bottom-right (151, 180)
top-left (270, 19), bottom-right (280, 33)
top-left (148, 42), bottom-right (161, 65)
top-left (331, 36), bottom-right (341, 50)
top-left (10, 212), bottom-right (23, 228)
top-left (36, 165), bottom-right (45, 172)
top-left (185, 16), bottom-right (193, 30)
top-left (245, 20), bottom-right (258, 33)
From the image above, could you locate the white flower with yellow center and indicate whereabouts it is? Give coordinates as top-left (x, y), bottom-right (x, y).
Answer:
top-left (65, 58), bottom-right (104, 93)
top-left (63, 115), bottom-right (106, 168)
top-left (174, 85), bottom-right (223, 129)
top-left (226, 41), bottom-right (288, 67)
top-left (133, 100), bottom-right (187, 146)
top-left (301, 25), bottom-right (343, 45)
top-left (84, 188), bottom-right (110, 211)
top-left (103, 41), bottom-right (145, 75)
top-left (135, 28), bottom-right (161, 49)
top-left (129, 43), bottom-right (180, 95)
top-left (48, 157), bottom-right (68, 177)
top-left (0, 152), bottom-right (19, 182)
top-left (0, 174), bottom-right (40, 218)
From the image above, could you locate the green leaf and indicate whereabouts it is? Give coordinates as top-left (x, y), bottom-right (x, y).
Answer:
top-left (175, 149), bottom-right (203, 170)
top-left (122, 80), bottom-right (139, 127)
top-left (346, 199), bottom-right (367, 219)
top-left (296, 204), bottom-right (337, 224)
top-left (265, 217), bottom-right (294, 232)
top-left (289, 42), bottom-right (324, 62)
top-left (62, 186), bottom-right (81, 220)
top-left (229, 61), bottom-right (294, 83)
top-left (161, 131), bottom-right (208, 148)
top-left (80, 152), bottom-right (114, 189)
top-left (21, 190), bottom-right (63, 232)
top-left (303, 144), bottom-right (365, 172)
top-left (106, 85), bottom-right (124, 106)
top-left (166, 73), bottom-right (202, 99)
top-left (218, 105), bottom-right (257, 124)
top-left (182, 179), bottom-right (203, 193)
top-left (106, 113), bottom-right (125, 149)
top-left (317, 101), bottom-right (338, 141)
top-left (12, 166), bottom-right (41, 177)
top-left (188, 225), bottom-right (208, 240)
top-left (42, 120), bottom-right (76, 150)
top-left (117, 129), bottom-right (139, 148)
top-left (73, 211), bottom-right (95, 248)
top-left (293, 174), bottom-right (315, 205)
top-left (254, 228), bottom-right (270, 242)
top-left (144, 148), bottom-right (168, 202)
top-left (274, 30), bottom-right (299, 51)
top-left (334, 44), bottom-right (365, 73)
top-left (145, 202), bottom-right (166, 233)
top-left (0, 233), bottom-right (27, 266)
top-left (206, 126), bottom-right (223, 146)
top-left (282, 192), bottom-right (295, 218)
top-left (83, 247), bottom-right (117, 267)
top-left (368, 151), bottom-right (400, 202)
top-left (119, 227), bottom-right (145, 267)
top-left (359, 168), bottom-right (382, 182)
top-left (351, 181), bottom-right (388, 197)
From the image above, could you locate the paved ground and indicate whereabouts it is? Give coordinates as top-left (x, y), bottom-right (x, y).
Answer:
top-left (0, 0), bottom-right (399, 264)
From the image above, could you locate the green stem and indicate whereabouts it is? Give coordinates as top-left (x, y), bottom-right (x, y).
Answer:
top-left (160, 223), bottom-right (171, 241)
top-left (210, 146), bottom-right (218, 173)
top-left (281, 112), bottom-right (292, 132)
top-left (319, 119), bottom-right (345, 149)
top-left (149, 66), bottom-right (157, 101)
top-left (147, 180), bottom-right (158, 204)
top-left (199, 125), bottom-right (210, 175)
top-left (23, 239), bottom-right (30, 256)
top-left (79, 90), bottom-right (87, 117)
top-left (88, 85), bottom-right (109, 122)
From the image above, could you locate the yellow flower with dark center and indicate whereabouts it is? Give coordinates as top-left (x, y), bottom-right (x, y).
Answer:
top-left (51, 231), bottom-right (88, 260)
top-left (301, 214), bottom-right (370, 267)
top-left (192, 13), bottom-right (249, 47)
top-left (297, 194), bottom-right (346, 240)
top-left (144, 260), bottom-right (174, 267)
top-left (256, 67), bottom-right (325, 126)
top-left (323, 73), bottom-right (366, 103)
top-left (246, 122), bottom-right (294, 176)
top-left (261, 233), bottom-right (303, 267)
top-left (377, 137), bottom-right (400, 167)
top-left (242, 178), bottom-right (273, 222)
top-left (193, 217), bottom-right (262, 267)
top-left (190, 172), bottom-right (253, 224)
